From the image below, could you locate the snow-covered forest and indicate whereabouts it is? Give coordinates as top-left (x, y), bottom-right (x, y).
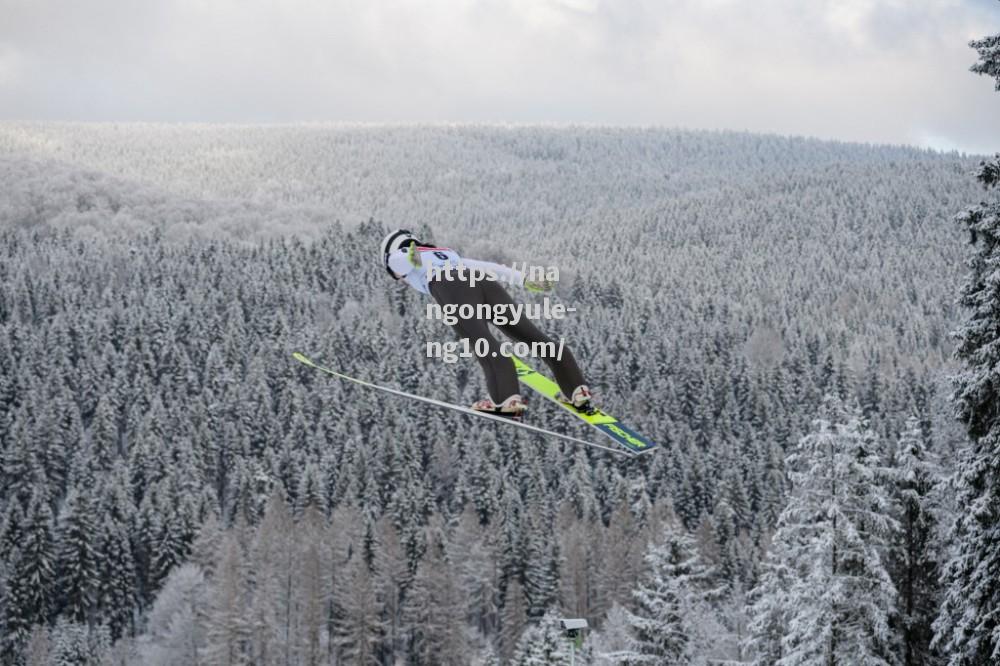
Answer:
top-left (0, 118), bottom-right (992, 664)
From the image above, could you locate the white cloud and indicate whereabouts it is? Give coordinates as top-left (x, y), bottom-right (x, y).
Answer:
top-left (0, 45), bottom-right (21, 87)
top-left (0, 0), bottom-right (998, 150)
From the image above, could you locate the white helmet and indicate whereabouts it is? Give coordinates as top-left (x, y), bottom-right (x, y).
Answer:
top-left (379, 229), bottom-right (419, 276)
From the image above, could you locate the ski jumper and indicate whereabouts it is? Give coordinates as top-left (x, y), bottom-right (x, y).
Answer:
top-left (387, 246), bottom-right (587, 405)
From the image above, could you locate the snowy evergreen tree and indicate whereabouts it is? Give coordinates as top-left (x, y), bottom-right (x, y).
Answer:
top-left (746, 398), bottom-right (898, 665)
top-left (202, 533), bottom-right (251, 666)
top-left (558, 503), bottom-right (599, 625)
top-left (588, 603), bottom-right (637, 666)
top-left (296, 505), bottom-right (331, 666)
top-left (889, 417), bottom-right (943, 666)
top-left (245, 490), bottom-right (298, 665)
top-left (137, 563), bottom-right (207, 666)
top-left (47, 619), bottom-right (110, 666)
top-left (402, 522), bottom-right (469, 665)
top-left (500, 579), bottom-right (529, 665)
top-left (55, 487), bottom-right (101, 625)
top-left (97, 511), bottom-right (137, 641)
top-left (522, 512), bottom-right (559, 618)
top-left (745, 531), bottom-right (794, 665)
top-left (0, 490), bottom-right (54, 663)
top-left (624, 521), bottom-right (714, 663)
top-left (510, 610), bottom-right (573, 666)
top-left (597, 501), bottom-right (647, 617)
top-left (373, 516), bottom-right (410, 659)
top-left (333, 547), bottom-right (386, 665)
top-left (933, 28), bottom-right (1000, 666)
top-left (452, 506), bottom-right (501, 640)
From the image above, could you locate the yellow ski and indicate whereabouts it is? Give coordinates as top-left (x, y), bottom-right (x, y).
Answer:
top-left (512, 356), bottom-right (657, 455)
top-left (292, 352), bottom-right (631, 456)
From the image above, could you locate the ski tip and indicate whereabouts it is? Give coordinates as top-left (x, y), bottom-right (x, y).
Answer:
top-left (593, 422), bottom-right (659, 456)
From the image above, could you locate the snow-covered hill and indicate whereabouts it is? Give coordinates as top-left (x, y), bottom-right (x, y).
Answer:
top-left (0, 124), bottom-right (976, 663)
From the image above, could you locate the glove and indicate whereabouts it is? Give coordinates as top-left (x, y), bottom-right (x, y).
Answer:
top-left (407, 242), bottom-right (422, 269)
top-left (524, 278), bottom-right (555, 293)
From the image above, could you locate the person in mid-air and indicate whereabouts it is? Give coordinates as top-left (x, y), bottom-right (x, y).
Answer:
top-left (380, 229), bottom-right (593, 419)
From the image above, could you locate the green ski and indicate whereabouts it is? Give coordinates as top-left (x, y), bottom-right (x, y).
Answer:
top-left (512, 356), bottom-right (658, 455)
top-left (292, 352), bottom-right (632, 456)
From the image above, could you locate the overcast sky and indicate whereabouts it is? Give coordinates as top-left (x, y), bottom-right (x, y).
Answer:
top-left (1, 0), bottom-right (999, 152)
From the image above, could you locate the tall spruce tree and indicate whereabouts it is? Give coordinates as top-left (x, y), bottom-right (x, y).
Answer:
top-left (889, 417), bottom-right (943, 666)
top-left (333, 547), bottom-right (386, 665)
top-left (934, 25), bottom-right (1000, 665)
top-left (55, 487), bottom-right (101, 625)
top-left (746, 398), bottom-right (898, 665)
top-left (745, 533), bottom-right (795, 666)
top-left (624, 521), bottom-right (714, 663)
top-left (0, 490), bottom-right (54, 663)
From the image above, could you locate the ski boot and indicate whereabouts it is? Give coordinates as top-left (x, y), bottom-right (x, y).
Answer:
top-left (471, 394), bottom-right (528, 421)
top-left (558, 385), bottom-right (596, 415)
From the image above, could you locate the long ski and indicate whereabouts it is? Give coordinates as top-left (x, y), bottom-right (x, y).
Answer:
top-left (512, 356), bottom-right (658, 455)
top-left (292, 352), bottom-right (631, 456)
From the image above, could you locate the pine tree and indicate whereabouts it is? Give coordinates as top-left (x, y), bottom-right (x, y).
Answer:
top-left (246, 490), bottom-right (296, 665)
top-left (500, 579), bottom-right (529, 664)
top-left (402, 523), bottom-right (469, 665)
top-left (510, 610), bottom-right (573, 666)
top-left (89, 395), bottom-right (121, 473)
top-left (746, 398), bottom-right (898, 666)
top-left (522, 510), bottom-right (559, 618)
top-left (131, 487), bottom-right (162, 606)
top-left (97, 513), bottom-right (136, 641)
top-left (0, 490), bottom-right (55, 663)
top-left (332, 550), bottom-right (385, 666)
top-left (596, 501), bottom-right (646, 617)
top-left (296, 507), bottom-right (329, 666)
top-left (625, 521), bottom-right (714, 663)
top-left (452, 506), bottom-right (500, 639)
top-left (565, 448), bottom-right (597, 521)
top-left (588, 603), bottom-right (637, 665)
top-left (295, 462), bottom-right (326, 516)
top-left (558, 503), bottom-right (599, 624)
top-left (2, 419), bottom-right (49, 510)
top-left (933, 27), bottom-right (1000, 666)
top-left (373, 516), bottom-right (409, 659)
top-left (745, 532), bottom-right (794, 666)
top-left (710, 496), bottom-right (742, 590)
top-left (55, 487), bottom-right (101, 625)
top-left (188, 511), bottom-right (224, 577)
top-left (36, 389), bottom-right (73, 497)
top-left (149, 505), bottom-right (190, 593)
top-left (889, 417), bottom-right (943, 666)
top-left (0, 330), bottom-right (16, 425)
top-left (138, 563), bottom-right (207, 666)
top-left (47, 619), bottom-right (110, 666)
top-left (203, 532), bottom-right (252, 666)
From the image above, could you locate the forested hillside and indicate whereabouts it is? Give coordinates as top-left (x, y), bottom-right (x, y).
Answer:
top-left (0, 125), bottom-right (979, 663)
